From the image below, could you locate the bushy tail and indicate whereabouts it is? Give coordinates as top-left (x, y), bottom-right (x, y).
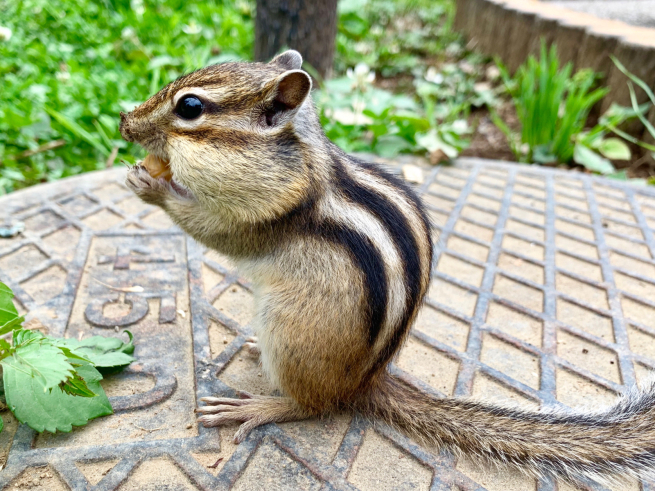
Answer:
top-left (359, 373), bottom-right (655, 486)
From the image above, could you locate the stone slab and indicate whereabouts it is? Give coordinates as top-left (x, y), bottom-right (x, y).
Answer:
top-left (549, 1), bottom-right (655, 29)
top-left (1, 158), bottom-right (655, 490)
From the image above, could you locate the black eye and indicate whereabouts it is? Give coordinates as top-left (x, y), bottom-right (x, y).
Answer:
top-left (175, 95), bottom-right (204, 120)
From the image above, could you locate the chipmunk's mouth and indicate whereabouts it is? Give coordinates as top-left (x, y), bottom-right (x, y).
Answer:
top-left (141, 154), bottom-right (194, 199)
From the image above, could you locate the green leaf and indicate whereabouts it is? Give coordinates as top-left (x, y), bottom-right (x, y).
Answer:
top-left (373, 135), bottom-right (412, 158)
top-left (57, 346), bottom-right (94, 364)
top-left (0, 282), bottom-right (23, 335)
top-left (597, 138), bottom-right (631, 160)
top-left (147, 55), bottom-right (181, 70)
top-left (1, 336), bottom-right (75, 391)
top-left (56, 331), bottom-right (135, 372)
top-left (573, 143), bottom-right (616, 175)
top-left (4, 362), bottom-right (112, 433)
top-left (627, 82), bottom-right (655, 144)
top-left (44, 107), bottom-right (110, 156)
top-left (59, 371), bottom-right (98, 398)
top-left (532, 144), bottom-right (557, 164)
top-left (606, 170), bottom-right (628, 181)
top-left (14, 328), bottom-right (44, 346)
top-left (416, 130), bottom-right (458, 158)
top-left (611, 56), bottom-right (655, 106)
top-left (0, 316), bottom-right (24, 337)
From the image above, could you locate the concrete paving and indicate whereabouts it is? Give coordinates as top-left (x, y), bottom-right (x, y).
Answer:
top-left (1, 157), bottom-right (655, 490)
top-left (547, 0), bottom-right (655, 28)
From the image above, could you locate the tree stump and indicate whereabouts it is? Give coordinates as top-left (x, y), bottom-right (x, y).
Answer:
top-left (254, 0), bottom-right (338, 79)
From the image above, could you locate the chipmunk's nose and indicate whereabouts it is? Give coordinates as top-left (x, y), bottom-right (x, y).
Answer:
top-left (119, 111), bottom-right (135, 142)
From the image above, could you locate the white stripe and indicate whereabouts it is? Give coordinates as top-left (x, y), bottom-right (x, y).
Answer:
top-left (349, 164), bottom-right (431, 283)
top-left (317, 190), bottom-right (406, 348)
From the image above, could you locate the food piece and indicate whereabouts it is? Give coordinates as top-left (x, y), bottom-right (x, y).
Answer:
top-left (142, 154), bottom-right (172, 181)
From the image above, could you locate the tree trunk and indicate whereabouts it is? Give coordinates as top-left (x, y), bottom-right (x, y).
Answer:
top-left (254, 0), bottom-right (338, 79)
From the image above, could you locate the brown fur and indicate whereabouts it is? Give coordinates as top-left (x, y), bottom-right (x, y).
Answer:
top-left (121, 51), bottom-right (655, 487)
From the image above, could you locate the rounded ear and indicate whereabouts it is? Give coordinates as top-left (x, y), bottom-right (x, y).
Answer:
top-left (270, 50), bottom-right (303, 71)
top-left (273, 70), bottom-right (312, 110)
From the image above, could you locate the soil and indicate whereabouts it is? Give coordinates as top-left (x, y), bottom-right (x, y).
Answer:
top-left (461, 102), bottom-right (518, 162)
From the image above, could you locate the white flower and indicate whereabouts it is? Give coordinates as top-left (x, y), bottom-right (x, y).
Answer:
top-left (56, 71), bottom-right (70, 83)
top-left (0, 26), bottom-right (12, 42)
top-left (121, 27), bottom-right (136, 39)
top-left (182, 21), bottom-right (202, 35)
top-left (486, 65), bottom-right (501, 80)
top-left (347, 63), bottom-right (375, 91)
top-left (424, 67), bottom-right (443, 84)
top-left (520, 143), bottom-right (530, 155)
top-left (354, 41), bottom-right (371, 54)
top-left (131, 0), bottom-right (145, 17)
top-left (474, 82), bottom-right (491, 93)
top-left (459, 60), bottom-right (475, 74)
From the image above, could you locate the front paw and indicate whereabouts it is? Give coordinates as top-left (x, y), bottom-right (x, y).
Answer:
top-left (125, 165), bottom-right (170, 206)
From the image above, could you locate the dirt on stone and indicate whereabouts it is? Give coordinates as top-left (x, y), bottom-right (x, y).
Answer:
top-left (4, 466), bottom-right (65, 491)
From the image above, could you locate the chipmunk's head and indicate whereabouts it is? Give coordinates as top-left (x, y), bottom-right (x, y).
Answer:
top-left (120, 50), bottom-right (321, 221)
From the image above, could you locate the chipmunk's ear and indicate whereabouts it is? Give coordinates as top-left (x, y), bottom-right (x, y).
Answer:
top-left (270, 50), bottom-right (303, 71)
top-left (262, 69), bottom-right (312, 127)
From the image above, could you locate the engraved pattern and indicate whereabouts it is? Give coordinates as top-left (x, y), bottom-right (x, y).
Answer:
top-left (1, 158), bottom-right (654, 491)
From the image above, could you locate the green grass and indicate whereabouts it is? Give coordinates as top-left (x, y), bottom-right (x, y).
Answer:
top-left (0, 0), bottom-right (254, 193)
top-left (497, 43), bottom-right (607, 165)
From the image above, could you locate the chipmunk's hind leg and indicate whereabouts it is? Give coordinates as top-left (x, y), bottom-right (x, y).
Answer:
top-left (244, 336), bottom-right (260, 356)
top-left (196, 393), bottom-right (312, 443)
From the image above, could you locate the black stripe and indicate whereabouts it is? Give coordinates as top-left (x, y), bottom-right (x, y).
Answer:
top-left (313, 220), bottom-right (388, 345)
top-left (354, 156), bottom-right (433, 254)
top-left (330, 147), bottom-right (426, 354)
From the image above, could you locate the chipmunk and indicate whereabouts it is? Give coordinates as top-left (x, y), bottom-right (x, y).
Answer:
top-left (120, 50), bottom-right (655, 487)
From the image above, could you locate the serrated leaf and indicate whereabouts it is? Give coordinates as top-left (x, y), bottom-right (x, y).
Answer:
top-left (56, 331), bottom-right (135, 372)
top-left (59, 371), bottom-right (97, 397)
top-left (573, 143), bottom-right (616, 175)
top-left (4, 362), bottom-right (112, 433)
top-left (13, 328), bottom-right (44, 345)
top-left (58, 346), bottom-right (93, 364)
top-left (598, 138), bottom-right (631, 161)
top-left (1, 337), bottom-right (75, 391)
top-left (0, 282), bottom-right (22, 334)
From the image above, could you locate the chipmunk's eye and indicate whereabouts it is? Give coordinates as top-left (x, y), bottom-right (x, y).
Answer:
top-left (175, 95), bottom-right (204, 120)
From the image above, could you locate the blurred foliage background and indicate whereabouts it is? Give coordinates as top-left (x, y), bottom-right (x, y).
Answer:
top-left (1, 0), bottom-right (652, 194)
top-left (0, 0), bottom-right (478, 193)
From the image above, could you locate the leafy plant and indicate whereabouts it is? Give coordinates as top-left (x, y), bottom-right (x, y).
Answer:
top-left (494, 42), bottom-right (626, 174)
top-left (0, 282), bottom-right (135, 433)
top-left (336, 0), bottom-right (456, 77)
top-left (317, 62), bottom-right (471, 159)
top-left (0, 0), bottom-right (481, 189)
top-left (609, 56), bottom-right (655, 171)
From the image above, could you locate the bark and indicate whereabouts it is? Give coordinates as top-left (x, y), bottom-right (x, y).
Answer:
top-left (255, 0), bottom-right (338, 79)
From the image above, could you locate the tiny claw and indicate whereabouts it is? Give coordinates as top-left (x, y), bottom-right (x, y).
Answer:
top-left (237, 390), bottom-right (254, 399)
